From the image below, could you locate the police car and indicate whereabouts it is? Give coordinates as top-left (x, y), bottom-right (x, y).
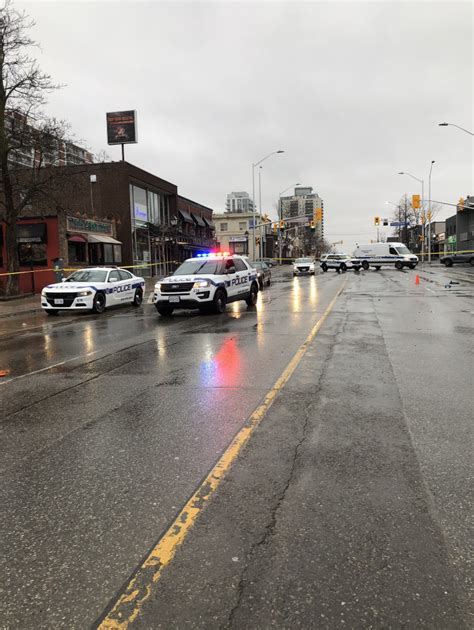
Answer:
top-left (320, 254), bottom-right (362, 272)
top-left (153, 253), bottom-right (259, 316)
top-left (41, 267), bottom-right (146, 315)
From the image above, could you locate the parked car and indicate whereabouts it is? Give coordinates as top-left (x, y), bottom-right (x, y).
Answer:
top-left (320, 254), bottom-right (361, 272)
top-left (353, 242), bottom-right (418, 270)
top-left (251, 261), bottom-right (272, 288)
top-left (440, 253), bottom-right (474, 267)
top-left (293, 258), bottom-right (316, 275)
top-left (41, 267), bottom-right (145, 315)
top-left (257, 257), bottom-right (277, 267)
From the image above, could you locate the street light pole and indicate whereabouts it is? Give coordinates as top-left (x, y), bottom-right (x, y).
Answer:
top-left (258, 166), bottom-right (263, 259)
top-left (251, 150), bottom-right (284, 260)
top-left (428, 160), bottom-right (435, 263)
top-left (438, 122), bottom-right (474, 136)
top-left (278, 182), bottom-right (300, 264)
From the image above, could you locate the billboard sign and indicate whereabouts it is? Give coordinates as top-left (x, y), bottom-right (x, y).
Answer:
top-left (106, 110), bottom-right (137, 145)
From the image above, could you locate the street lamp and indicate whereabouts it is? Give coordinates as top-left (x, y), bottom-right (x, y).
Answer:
top-left (398, 171), bottom-right (424, 256)
top-left (438, 122), bottom-right (474, 136)
top-left (428, 160), bottom-right (435, 263)
top-left (251, 150), bottom-right (284, 260)
top-left (278, 182), bottom-right (300, 263)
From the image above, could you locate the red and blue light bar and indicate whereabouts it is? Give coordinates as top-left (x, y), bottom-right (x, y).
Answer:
top-left (196, 251), bottom-right (231, 258)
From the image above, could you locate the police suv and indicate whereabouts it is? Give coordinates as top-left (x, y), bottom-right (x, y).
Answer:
top-left (41, 267), bottom-right (145, 315)
top-left (153, 253), bottom-right (259, 316)
top-left (320, 254), bottom-right (361, 272)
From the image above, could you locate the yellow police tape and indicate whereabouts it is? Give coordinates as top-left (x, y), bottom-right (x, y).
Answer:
top-left (0, 261), bottom-right (179, 278)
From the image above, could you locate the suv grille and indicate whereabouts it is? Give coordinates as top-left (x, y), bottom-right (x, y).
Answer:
top-left (44, 292), bottom-right (77, 307)
top-left (161, 282), bottom-right (194, 293)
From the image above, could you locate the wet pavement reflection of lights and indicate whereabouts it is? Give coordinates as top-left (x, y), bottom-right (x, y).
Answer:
top-left (309, 275), bottom-right (319, 307)
top-left (291, 277), bottom-right (302, 316)
top-left (199, 336), bottom-right (242, 387)
top-left (83, 324), bottom-right (94, 354)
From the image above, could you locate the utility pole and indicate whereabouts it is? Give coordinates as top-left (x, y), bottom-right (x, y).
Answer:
top-left (404, 195), bottom-right (408, 245)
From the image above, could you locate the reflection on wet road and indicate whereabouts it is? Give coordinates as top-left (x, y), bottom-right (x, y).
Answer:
top-left (0, 268), bottom-right (345, 628)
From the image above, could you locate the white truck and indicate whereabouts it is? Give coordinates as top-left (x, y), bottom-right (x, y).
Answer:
top-left (353, 242), bottom-right (418, 270)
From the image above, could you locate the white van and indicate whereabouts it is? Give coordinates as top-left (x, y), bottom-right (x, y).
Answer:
top-left (353, 242), bottom-right (418, 270)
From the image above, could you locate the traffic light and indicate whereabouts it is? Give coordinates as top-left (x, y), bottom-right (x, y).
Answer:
top-left (458, 197), bottom-right (465, 211)
top-left (309, 220), bottom-right (315, 231)
top-left (315, 207), bottom-right (322, 222)
top-left (273, 222), bottom-right (278, 235)
top-left (374, 216), bottom-right (380, 226)
top-left (412, 194), bottom-right (420, 208)
top-left (279, 220), bottom-right (286, 230)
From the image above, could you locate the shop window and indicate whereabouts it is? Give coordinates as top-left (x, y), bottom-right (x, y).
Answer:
top-left (103, 243), bottom-right (114, 263)
top-left (18, 242), bottom-right (47, 266)
top-left (68, 241), bottom-right (86, 263)
top-left (113, 245), bottom-right (122, 263)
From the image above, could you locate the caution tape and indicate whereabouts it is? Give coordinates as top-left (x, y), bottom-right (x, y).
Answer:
top-left (0, 260), bottom-right (180, 278)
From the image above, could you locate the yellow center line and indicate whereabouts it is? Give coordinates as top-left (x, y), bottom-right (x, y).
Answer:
top-left (96, 278), bottom-right (347, 629)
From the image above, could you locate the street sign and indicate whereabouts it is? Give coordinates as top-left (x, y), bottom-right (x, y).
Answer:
top-left (390, 221), bottom-right (408, 227)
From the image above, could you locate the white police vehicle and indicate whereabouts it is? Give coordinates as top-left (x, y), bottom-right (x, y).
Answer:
top-left (320, 254), bottom-right (361, 272)
top-left (153, 253), bottom-right (259, 316)
top-left (41, 267), bottom-right (145, 315)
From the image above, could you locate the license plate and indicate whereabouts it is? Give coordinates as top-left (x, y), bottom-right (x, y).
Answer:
top-left (169, 296), bottom-right (180, 303)
top-left (54, 299), bottom-right (64, 305)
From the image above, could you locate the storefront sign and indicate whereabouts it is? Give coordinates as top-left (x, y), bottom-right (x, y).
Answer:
top-left (67, 216), bottom-right (112, 235)
top-left (106, 110), bottom-right (138, 145)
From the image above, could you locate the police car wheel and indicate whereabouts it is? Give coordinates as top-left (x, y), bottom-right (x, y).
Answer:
top-left (408, 264), bottom-right (416, 269)
top-left (321, 264), bottom-right (328, 272)
top-left (395, 261), bottom-right (403, 270)
top-left (245, 284), bottom-right (258, 307)
top-left (340, 263), bottom-right (347, 272)
top-left (362, 261), bottom-right (369, 270)
top-left (266, 277), bottom-right (271, 286)
top-left (132, 289), bottom-right (143, 306)
top-left (45, 309), bottom-right (59, 316)
top-left (92, 292), bottom-right (106, 314)
top-left (213, 289), bottom-right (227, 314)
top-left (157, 306), bottom-right (174, 317)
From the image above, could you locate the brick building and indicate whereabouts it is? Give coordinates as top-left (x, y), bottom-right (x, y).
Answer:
top-left (0, 161), bottom-right (215, 293)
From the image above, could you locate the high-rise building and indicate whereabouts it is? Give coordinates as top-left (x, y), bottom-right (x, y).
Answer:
top-left (5, 111), bottom-right (94, 168)
top-left (225, 191), bottom-right (254, 214)
top-left (280, 186), bottom-right (325, 256)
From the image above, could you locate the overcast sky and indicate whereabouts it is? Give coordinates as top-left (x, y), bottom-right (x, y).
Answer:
top-left (20, 0), bottom-right (473, 251)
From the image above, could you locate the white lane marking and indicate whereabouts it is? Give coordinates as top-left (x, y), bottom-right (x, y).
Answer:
top-left (426, 287), bottom-right (435, 293)
top-left (0, 350), bottom-right (100, 386)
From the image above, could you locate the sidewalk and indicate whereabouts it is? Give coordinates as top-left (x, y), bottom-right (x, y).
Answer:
top-left (0, 277), bottom-right (158, 318)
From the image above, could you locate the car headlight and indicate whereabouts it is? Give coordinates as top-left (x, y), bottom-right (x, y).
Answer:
top-left (77, 290), bottom-right (93, 297)
top-left (257, 272), bottom-right (262, 277)
top-left (193, 280), bottom-right (210, 289)
top-left (155, 283), bottom-right (162, 291)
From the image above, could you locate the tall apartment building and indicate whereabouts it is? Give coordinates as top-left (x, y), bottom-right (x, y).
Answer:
top-left (5, 111), bottom-right (94, 168)
top-left (225, 191), bottom-right (254, 214)
top-left (280, 187), bottom-right (324, 254)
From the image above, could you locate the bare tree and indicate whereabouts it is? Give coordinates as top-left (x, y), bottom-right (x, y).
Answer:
top-left (0, 1), bottom-right (72, 294)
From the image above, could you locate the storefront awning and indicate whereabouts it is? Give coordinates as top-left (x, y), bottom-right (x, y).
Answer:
top-left (68, 234), bottom-right (87, 243)
top-left (191, 213), bottom-right (206, 227)
top-left (203, 217), bottom-right (215, 229)
top-left (87, 234), bottom-right (122, 245)
top-left (178, 209), bottom-right (194, 224)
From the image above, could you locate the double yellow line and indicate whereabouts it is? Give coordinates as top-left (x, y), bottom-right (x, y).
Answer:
top-left (97, 279), bottom-right (346, 629)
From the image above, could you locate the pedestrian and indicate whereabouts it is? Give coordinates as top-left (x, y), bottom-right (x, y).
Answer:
top-left (52, 257), bottom-right (64, 282)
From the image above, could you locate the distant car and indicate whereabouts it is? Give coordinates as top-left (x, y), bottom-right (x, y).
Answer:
top-left (293, 257), bottom-right (316, 275)
top-left (258, 257), bottom-right (277, 267)
top-left (153, 253), bottom-right (259, 316)
top-left (440, 253), bottom-right (474, 267)
top-left (320, 254), bottom-right (361, 272)
top-left (41, 267), bottom-right (145, 315)
top-left (251, 261), bottom-right (272, 288)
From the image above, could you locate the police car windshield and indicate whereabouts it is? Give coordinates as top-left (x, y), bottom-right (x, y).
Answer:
top-left (173, 260), bottom-right (225, 275)
top-left (66, 270), bottom-right (108, 282)
top-left (295, 258), bottom-right (313, 263)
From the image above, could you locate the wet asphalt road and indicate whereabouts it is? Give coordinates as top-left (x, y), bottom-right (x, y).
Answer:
top-left (0, 265), bottom-right (472, 628)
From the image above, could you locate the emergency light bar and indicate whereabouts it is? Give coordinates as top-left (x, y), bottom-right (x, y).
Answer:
top-left (196, 251), bottom-right (231, 258)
